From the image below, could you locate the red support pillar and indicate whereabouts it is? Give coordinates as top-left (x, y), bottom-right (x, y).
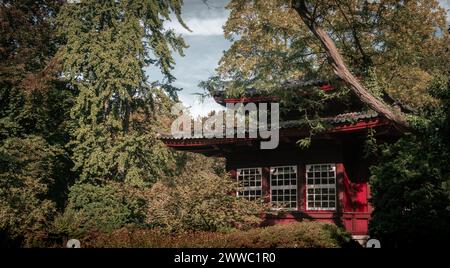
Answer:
top-left (230, 169), bottom-right (237, 197)
top-left (297, 164), bottom-right (306, 212)
top-left (262, 167), bottom-right (271, 203)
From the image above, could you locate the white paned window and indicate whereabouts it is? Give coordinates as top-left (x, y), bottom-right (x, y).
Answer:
top-left (270, 166), bottom-right (297, 210)
top-left (306, 164), bottom-right (337, 210)
top-left (236, 168), bottom-right (263, 200)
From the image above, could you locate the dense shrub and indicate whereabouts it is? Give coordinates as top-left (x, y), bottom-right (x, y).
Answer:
top-left (79, 222), bottom-right (352, 248)
top-left (52, 182), bottom-right (134, 238)
top-left (0, 136), bottom-right (65, 246)
top-left (51, 153), bottom-right (264, 238)
top-left (369, 137), bottom-right (450, 247)
top-left (144, 154), bottom-right (265, 232)
top-left (223, 222), bottom-right (352, 248)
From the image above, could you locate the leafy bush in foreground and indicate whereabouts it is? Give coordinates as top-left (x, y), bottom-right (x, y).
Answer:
top-left (79, 222), bottom-right (352, 248)
top-left (144, 153), bottom-right (265, 232)
top-left (51, 153), bottom-right (265, 241)
top-left (52, 182), bottom-right (134, 238)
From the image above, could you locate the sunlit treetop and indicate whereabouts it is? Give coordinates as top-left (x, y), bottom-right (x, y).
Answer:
top-left (208, 0), bottom-right (449, 110)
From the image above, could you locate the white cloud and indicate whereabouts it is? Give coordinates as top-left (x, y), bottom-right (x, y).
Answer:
top-left (439, 0), bottom-right (450, 23)
top-left (165, 17), bottom-right (226, 36)
top-left (179, 94), bottom-right (225, 117)
top-left (439, 0), bottom-right (450, 9)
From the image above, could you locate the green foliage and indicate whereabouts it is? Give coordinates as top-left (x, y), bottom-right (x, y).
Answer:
top-left (69, 132), bottom-right (179, 186)
top-left (363, 128), bottom-right (378, 158)
top-left (145, 153), bottom-right (265, 232)
top-left (296, 137), bottom-right (312, 149)
top-left (369, 74), bottom-right (450, 247)
top-left (50, 153), bottom-right (265, 237)
top-left (0, 0), bottom-right (74, 247)
top-left (216, 0), bottom-right (321, 93)
top-left (57, 0), bottom-right (187, 183)
top-left (0, 136), bottom-right (64, 245)
top-left (203, 0), bottom-right (449, 109)
top-left (79, 222), bottom-right (353, 248)
top-left (369, 137), bottom-right (450, 247)
top-left (0, 0), bottom-right (62, 89)
top-left (53, 182), bottom-right (133, 237)
top-left (0, 0), bottom-right (73, 143)
top-left (295, 117), bottom-right (327, 149)
top-left (223, 222), bottom-right (352, 248)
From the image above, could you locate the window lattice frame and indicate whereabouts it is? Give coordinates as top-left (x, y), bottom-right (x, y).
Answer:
top-left (236, 167), bottom-right (263, 200)
top-left (306, 164), bottom-right (337, 211)
top-left (270, 165), bottom-right (298, 210)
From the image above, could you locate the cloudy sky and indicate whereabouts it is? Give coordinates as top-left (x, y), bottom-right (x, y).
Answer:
top-left (147, 0), bottom-right (450, 117)
top-left (146, 0), bottom-right (230, 117)
top-left (441, 0), bottom-right (450, 23)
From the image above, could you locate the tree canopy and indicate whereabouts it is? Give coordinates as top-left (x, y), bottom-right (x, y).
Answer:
top-left (0, 0), bottom-right (73, 246)
top-left (204, 0), bottom-right (449, 127)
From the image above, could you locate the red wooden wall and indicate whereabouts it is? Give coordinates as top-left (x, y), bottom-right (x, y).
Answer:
top-left (226, 138), bottom-right (371, 236)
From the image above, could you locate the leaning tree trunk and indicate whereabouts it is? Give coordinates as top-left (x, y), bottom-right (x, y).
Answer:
top-left (292, 0), bottom-right (410, 130)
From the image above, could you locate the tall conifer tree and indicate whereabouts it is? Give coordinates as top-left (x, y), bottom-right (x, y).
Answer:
top-left (57, 0), bottom-right (187, 185)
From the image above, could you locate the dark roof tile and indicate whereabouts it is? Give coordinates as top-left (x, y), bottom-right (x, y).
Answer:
top-left (158, 111), bottom-right (380, 140)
